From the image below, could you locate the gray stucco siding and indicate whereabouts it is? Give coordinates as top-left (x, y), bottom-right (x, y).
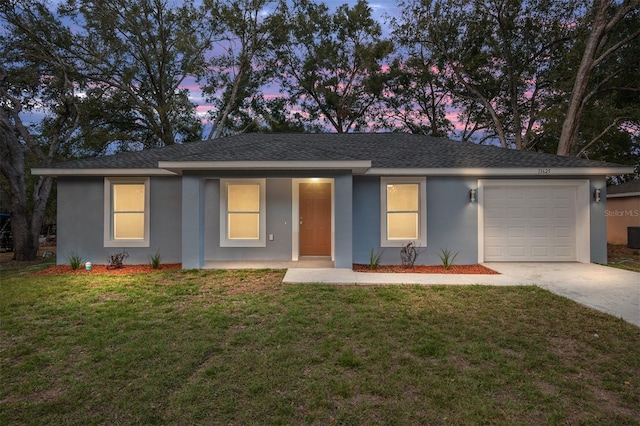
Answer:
top-left (424, 177), bottom-right (479, 265)
top-left (333, 173), bottom-right (354, 268)
top-left (181, 174), bottom-right (204, 268)
top-left (149, 177), bottom-right (182, 264)
top-left (352, 176), bottom-right (381, 264)
top-left (56, 171), bottom-right (609, 269)
top-left (352, 176), bottom-right (478, 266)
top-left (56, 176), bottom-right (182, 266)
top-left (353, 175), bottom-right (609, 266)
top-left (204, 178), bottom-right (293, 261)
top-left (589, 176), bottom-right (607, 264)
top-left (57, 177), bottom-right (104, 265)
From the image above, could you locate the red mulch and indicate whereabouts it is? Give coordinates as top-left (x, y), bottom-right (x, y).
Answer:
top-left (31, 263), bottom-right (182, 276)
top-left (353, 264), bottom-right (499, 274)
top-left (31, 263), bottom-right (497, 276)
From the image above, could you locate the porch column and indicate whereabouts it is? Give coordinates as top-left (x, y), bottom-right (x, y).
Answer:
top-left (334, 173), bottom-right (353, 268)
top-left (181, 174), bottom-right (204, 269)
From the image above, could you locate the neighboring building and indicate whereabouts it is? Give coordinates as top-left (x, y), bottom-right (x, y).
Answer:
top-left (32, 133), bottom-right (633, 268)
top-left (606, 180), bottom-right (640, 246)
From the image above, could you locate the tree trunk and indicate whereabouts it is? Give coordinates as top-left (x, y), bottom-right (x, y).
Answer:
top-left (557, 1), bottom-right (608, 156)
top-left (0, 99), bottom-right (56, 261)
top-left (557, 0), bottom-right (639, 156)
top-left (10, 195), bottom-right (39, 261)
top-left (442, 48), bottom-right (509, 148)
top-left (208, 64), bottom-right (247, 140)
top-left (1, 129), bottom-right (37, 261)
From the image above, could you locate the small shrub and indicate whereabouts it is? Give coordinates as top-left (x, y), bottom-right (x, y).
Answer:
top-left (107, 250), bottom-right (129, 269)
top-left (368, 248), bottom-right (383, 270)
top-left (438, 248), bottom-right (459, 270)
top-left (148, 250), bottom-right (162, 269)
top-left (66, 251), bottom-right (84, 270)
top-left (400, 242), bottom-right (418, 267)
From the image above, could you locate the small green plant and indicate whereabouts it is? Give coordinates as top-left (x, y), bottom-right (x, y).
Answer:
top-left (148, 249), bottom-right (162, 269)
top-left (368, 248), bottom-right (384, 270)
top-left (66, 251), bottom-right (85, 270)
top-left (438, 248), bottom-right (459, 270)
top-left (107, 250), bottom-right (129, 269)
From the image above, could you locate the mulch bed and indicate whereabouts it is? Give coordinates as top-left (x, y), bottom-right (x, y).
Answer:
top-left (31, 263), bottom-right (497, 276)
top-left (353, 264), bottom-right (499, 274)
top-left (31, 264), bottom-right (182, 276)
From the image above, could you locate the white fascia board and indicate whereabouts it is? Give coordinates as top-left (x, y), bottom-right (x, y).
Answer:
top-left (158, 160), bottom-right (372, 174)
top-left (365, 167), bottom-right (635, 177)
top-left (31, 168), bottom-right (177, 176)
top-left (607, 192), bottom-right (640, 198)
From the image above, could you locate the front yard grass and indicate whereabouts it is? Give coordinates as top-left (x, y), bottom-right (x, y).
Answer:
top-left (1, 267), bottom-right (639, 425)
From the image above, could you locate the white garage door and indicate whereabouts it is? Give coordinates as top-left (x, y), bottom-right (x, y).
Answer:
top-left (483, 185), bottom-right (577, 261)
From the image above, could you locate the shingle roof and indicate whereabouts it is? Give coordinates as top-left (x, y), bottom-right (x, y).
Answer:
top-left (41, 132), bottom-right (628, 171)
top-left (607, 180), bottom-right (640, 195)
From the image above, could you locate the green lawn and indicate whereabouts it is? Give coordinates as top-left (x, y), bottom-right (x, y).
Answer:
top-left (1, 267), bottom-right (639, 425)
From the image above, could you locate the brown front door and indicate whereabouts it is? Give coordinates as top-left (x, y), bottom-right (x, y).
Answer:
top-left (299, 182), bottom-right (331, 256)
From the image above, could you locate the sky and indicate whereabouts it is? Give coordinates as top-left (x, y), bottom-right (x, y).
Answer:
top-left (190, 0), bottom-right (404, 126)
top-left (20, 0), bottom-right (406, 134)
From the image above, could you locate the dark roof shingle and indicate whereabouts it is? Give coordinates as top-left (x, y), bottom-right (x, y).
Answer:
top-left (43, 133), bottom-right (627, 170)
top-left (608, 180), bottom-right (640, 195)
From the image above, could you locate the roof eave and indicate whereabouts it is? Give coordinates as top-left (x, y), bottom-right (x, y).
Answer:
top-left (31, 164), bottom-right (633, 178)
top-left (157, 160), bottom-right (372, 174)
top-left (365, 166), bottom-right (635, 177)
top-left (31, 168), bottom-right (178, 177)
top-left (607, 192), bottom-right (640, 198)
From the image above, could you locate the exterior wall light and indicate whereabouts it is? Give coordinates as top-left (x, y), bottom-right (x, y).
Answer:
top-left (593, 188), bottom-right (601, 203)
top-left (469, 188), bottom-right (477, 203)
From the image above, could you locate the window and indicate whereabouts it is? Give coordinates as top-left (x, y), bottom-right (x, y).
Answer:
top-left (104, 177), bottom-right (150, 247)
top-left (228, 184), bottom-right (260, 239)
top-left (381, 177), bottom-right (426, 247)
top-left (220, 179), bottom-right (266, 247)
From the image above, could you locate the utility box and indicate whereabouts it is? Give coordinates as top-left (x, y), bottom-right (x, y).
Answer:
top-left (629, 227), bottom-right (640, 249)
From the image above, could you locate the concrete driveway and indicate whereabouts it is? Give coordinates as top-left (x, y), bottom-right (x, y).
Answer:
top-left (283, 263), bottom-right (640, 327)
top-left (485, 263), bottom-right (639, 328)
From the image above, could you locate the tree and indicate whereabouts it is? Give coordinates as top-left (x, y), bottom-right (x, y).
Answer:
top-left (557, 0), bottom-right (640, 156)
top-left (1, 0), bottom-right (211, 260)
top-left (377, 53), bottom-right (452, 136)
top-left (219, 96), bottom-right (326, 134)
top-left (201, 0), bottom-right (288, 139)
top-left (0, 0), bottom-right (81, 260)
top-left (394, 0), bottom-right (578, 149)
top-left (277, 0), bottom-right (393, 133)
top-left (59, 0), bottom-right (208, 149)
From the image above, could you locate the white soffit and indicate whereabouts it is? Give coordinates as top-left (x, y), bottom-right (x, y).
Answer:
top-left (607, 192), bottom-right (640, 198)
top-left (31, 168), bottom-right (178, 177)
top-left (32, 164), bottom-right (633, 177)
top-left (157, 160), bottom-right (372, 174)
top-left (366, 167), bottom-right (635, 177)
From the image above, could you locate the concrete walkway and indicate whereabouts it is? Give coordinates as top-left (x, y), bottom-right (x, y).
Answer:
top-left (283, 263), bottom-right (640, 327)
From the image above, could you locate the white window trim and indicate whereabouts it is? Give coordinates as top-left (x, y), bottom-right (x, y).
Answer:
top-left (220, 179), bottom-right (266, 247)
top-left (380, 177), bottom-right (427, 248)
top-left (104, 177), bottom-right (150, 248)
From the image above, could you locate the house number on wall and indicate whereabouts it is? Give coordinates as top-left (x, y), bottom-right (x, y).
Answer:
top-left (538, 168), bottom-right (552, 175)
